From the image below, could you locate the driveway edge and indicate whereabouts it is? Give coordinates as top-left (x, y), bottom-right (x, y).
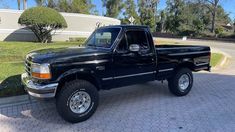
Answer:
top-left (0, 95), bottom-right (36, 108)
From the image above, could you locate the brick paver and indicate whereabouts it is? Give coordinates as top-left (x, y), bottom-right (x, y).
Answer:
top-left (1, 40), bottom-right (235, 132)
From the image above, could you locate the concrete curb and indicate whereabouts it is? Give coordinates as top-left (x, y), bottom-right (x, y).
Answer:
top-left (211, 48), bottom-right (231, 71)
top-left (0, 94), bottom-right (36, 108)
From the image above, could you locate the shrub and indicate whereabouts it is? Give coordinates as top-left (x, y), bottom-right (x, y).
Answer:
top-left (178, 30), bottom-right (196, 37)
top-left (215, 27), bottom-right (224, 37)
top-left (18, 7), bottom-right (67, 43)
top-left (68, 37), bottom-right (87, 43)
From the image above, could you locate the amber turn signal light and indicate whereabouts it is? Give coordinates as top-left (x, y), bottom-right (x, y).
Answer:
top-left (32, 72), bottom-right (51, 79)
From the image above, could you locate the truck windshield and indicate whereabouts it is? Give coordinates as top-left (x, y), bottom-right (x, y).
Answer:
top-left (86, 28), bottom-right (121, 48)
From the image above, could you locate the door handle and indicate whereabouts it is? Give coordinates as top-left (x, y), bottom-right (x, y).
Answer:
top-left (121, 53), bottom-right (136, 57)
top-left (144, 53), bottom-right (154, 56)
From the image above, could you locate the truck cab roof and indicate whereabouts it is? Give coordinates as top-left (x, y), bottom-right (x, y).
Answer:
top-left (99, 25), bottom-right (149, 30)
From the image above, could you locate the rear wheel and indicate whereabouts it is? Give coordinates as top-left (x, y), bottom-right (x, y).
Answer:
top-left (56, 80), bottom-right (99, 123)
top-left (168, 68), bottom-right (193, 96)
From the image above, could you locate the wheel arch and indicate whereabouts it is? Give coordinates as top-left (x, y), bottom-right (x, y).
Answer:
top-left (55, 69), bottom-right (101, 97)
top-left (176, 61), bottom-right (195, 72)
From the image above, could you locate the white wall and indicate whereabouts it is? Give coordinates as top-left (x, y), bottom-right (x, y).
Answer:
top-left (0, 9), bottom-right (121, 42)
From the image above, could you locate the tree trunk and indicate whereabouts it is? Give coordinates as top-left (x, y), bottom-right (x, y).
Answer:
top-left (23, 0), bottom-right (27, 10)
top-left (160, 21), bottom-right (164, 33)
top-left (210, 0), bottom-right (219, 34)
top-left (233, 23), bottom-right (235, 33)
top-left (211, 11), bottom-right (216, 33)
top-left (17, 0), bottom-right (21, 10)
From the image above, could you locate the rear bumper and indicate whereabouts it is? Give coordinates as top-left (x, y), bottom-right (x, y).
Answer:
top-left (21, 73), bottom-right (58, 99)
top-left (194, 65), bottom-right (211, 72)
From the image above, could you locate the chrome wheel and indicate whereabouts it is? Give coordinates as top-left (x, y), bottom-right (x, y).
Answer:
top-left (69, 91), bottom-right (91, 114)
top-left (178, 74), bottom-right (190, 91)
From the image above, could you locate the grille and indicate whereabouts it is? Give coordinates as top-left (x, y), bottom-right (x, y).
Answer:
top-left (25, 60), bottom-right (32, 76)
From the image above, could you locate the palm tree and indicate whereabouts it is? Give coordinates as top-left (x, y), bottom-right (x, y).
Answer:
top-left (23, 0), bottom-right (27, 10)
top-left (17, 0), bottom-right (21, 10)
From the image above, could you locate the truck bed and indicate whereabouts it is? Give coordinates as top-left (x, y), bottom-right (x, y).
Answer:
top-left (155, 45), bottom-right (211, 79)
top-left (156, 45), bottom-right (210, 53)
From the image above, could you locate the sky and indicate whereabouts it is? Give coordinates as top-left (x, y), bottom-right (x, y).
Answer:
top-left (0, 0), bottom-right (235, 20)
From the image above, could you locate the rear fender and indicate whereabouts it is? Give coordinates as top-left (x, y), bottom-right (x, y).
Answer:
top-left (177, 59), bottom-right (195, 71)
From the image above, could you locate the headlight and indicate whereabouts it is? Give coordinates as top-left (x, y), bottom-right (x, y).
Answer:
top-left (31, 63), bottom-right (51, 79)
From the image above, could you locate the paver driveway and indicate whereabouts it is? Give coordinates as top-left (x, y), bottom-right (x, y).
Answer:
top-left (1, 39), bottom-right (235, 132)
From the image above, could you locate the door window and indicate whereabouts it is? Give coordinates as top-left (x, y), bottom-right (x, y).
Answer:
top-left (116, 30), bottom-right (150, 53)
top-left (126, 30), bottom-right (150, 52)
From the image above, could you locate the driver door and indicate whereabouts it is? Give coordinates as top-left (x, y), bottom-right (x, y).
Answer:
top-left (113, 29), bottom-right (156, 87)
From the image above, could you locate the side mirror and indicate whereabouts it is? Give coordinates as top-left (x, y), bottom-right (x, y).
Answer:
top-left (129, 44), bottom-right (140, 52)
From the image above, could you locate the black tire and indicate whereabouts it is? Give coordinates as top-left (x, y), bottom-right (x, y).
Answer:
top-left (168, 68), bottom-right (193, 96)
top-left (56, 80), bottom-right (99, 123)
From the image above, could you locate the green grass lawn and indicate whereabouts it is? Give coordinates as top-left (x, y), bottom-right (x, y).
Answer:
top-left (210, 53), bottom-right (223, 67)
top-left (0, 41), bottom-right (224, 98)
top-left (0, 41), bottom-right (81, 97)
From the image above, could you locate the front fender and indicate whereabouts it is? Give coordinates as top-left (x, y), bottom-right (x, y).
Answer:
top-left (56, 68), bottom-right (100, 83)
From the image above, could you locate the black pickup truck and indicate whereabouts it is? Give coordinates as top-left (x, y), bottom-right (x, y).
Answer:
top-left (21, 25), bottom-right (211, 123)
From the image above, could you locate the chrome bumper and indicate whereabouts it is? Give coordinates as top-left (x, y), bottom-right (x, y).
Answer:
top-left (21, 73), bottom-right (58, 98)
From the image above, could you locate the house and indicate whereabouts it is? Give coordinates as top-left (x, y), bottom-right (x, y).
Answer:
top-left (0, 9), bottom-right (120, 42)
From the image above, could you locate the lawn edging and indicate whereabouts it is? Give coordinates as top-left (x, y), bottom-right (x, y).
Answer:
top-left (0, 95), bottom-right (36, 108)
top-left (211, 48), bottom-right (231, 70)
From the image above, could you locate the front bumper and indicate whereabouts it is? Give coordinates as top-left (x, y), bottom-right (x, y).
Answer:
top-left (21, 73), bottom-right (58, 98)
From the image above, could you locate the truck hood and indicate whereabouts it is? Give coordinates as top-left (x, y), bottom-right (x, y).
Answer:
top-left (26, 46), bottom-right (111, 64)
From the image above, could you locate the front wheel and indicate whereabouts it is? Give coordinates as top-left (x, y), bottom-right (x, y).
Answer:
top-left (168, 68), bottom-right (193, 96)
top-left (56, 80), bottom-right (99, 123)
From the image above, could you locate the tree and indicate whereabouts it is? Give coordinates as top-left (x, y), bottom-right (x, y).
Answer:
top-left (150, 0), bottom-right (159, 25)
top-left (159, 10), bottom-right (166, 32)
top-left (180, 1), bottom-right (210, 35)
top-left (102, 0), bottom-right (124, 18)
top-left (18, 7), bottom-right (67, 43)
top-left (202, 0), bottom-right (220, 33)
top-left (58, 0), bottom-right (71, 12)
top-left (233, 19), bottom-right (235, 33)
top-left (216, 5), bottom-right (231, 25)
top-left (17, 0), bottom-right (27, 10)
top-left (35, 0), bottom-right (58, 9)
top-left (90, 7), bottom-right (99, 16)
top-left (17, 0), bottom-right (21, 10)
top-left (192, 19), bottom-right (204, 34)
top-left (122, 0), bottom-right (140, 24)
top-left (35, 0), bottom-right (95, 14)
top-left (215, 26), bottom-right (223, 37)
top-left (71, 0), bottom-right (94, 14)
top-left (35, 0), bottom-right (44, 6)
top-left (23, 0), bottom-right (27, 10)
top-left (47, 0), bottom-right (57, 8)
top-left (165, 0), bottom-right (185, 33)
top-left (138, 0), bottom-right (159, 31)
